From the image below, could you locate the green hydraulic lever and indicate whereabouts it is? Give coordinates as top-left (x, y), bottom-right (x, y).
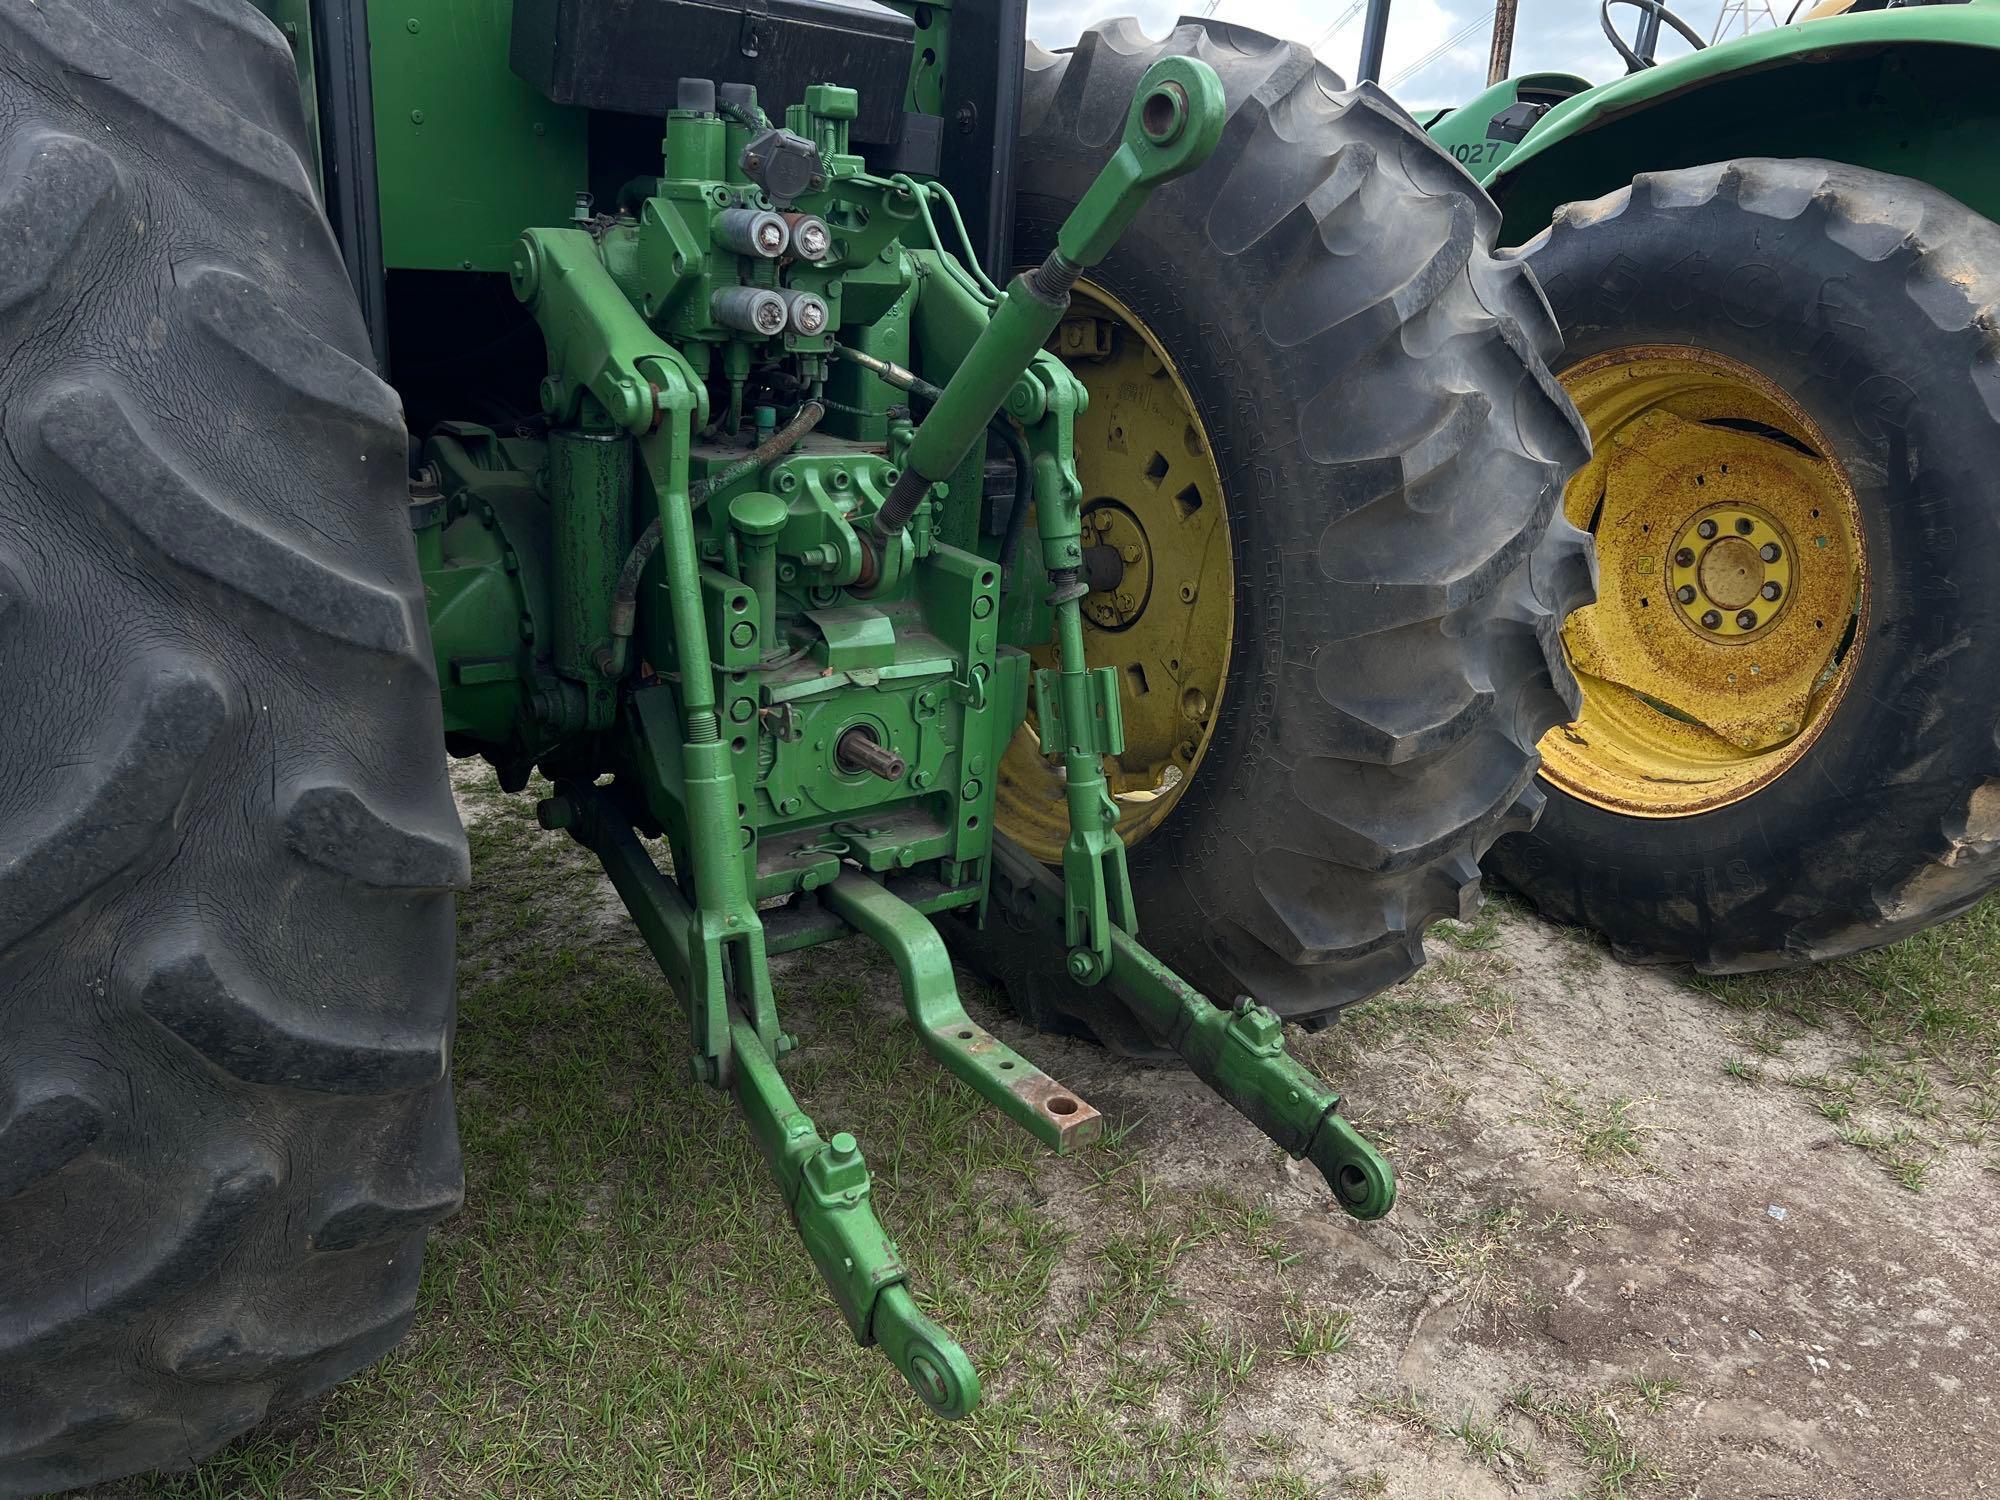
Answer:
top-left (865, 55), bottom-right (1226, 550)
top-left (864, 53), bottom-right (1227, 985)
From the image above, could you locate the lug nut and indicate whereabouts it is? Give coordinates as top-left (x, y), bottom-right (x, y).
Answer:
top-left (1760, 542), bottom-right (1781, 562)
top-left (1736, 517), bottom-right (1754, 534)
top-left (1701, 609), bottom-right (1722, 629)
top-left (1676, 585), bottom-right (1696, 604)
top-left (1737, 609), bottom-right (1758, 629)
top-left (1674, 548), bottom-right (1695, 567)
top-left (1761, 581), bottom-right (1781, 601)
top-left (1697, 519), bottom-right (1718, 539)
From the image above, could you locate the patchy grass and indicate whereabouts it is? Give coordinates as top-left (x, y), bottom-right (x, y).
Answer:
top-left (1535, 1087), bottom-right (1657, 1171)
top-left (1691, 892), bottom-right (2000, 1187)
top-left (1507, 1383), bottom-right (1674, 1497)
top-left (1411, 1207), bottom-right (1530, 1315)
top-left (1357, 1387), bottom-right (1543, 1479)
top-left (1721, 1055), bottom-right (1763, 1084)
top-left (111, 764), bottom-right (1382, 1499)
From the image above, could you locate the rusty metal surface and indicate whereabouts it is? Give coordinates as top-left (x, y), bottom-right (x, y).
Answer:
top-left (1540, 345), bottom-right (1868, 817)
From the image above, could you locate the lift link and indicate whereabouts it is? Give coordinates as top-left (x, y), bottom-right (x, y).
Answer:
top-left (549, 785), bottom-right (980, 1418)
top-left (1022, 369), bottom-right (1136, 984)
top-left (991, 838), bottom-right (1399, 1220)
top-left (866, 56), bottom-right (1227, 548)
top-left (861, 56), bottom-right (1224, 981)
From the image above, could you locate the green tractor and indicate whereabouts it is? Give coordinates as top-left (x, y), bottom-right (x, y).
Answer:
top-left (0, 0), bottom-right (1590, 1488)
top-left (1427, 0), bottom-right (2000, 969)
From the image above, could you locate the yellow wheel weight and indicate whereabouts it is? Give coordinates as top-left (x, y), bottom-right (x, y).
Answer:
top-left (1541, 345), bottom-right (1868, 818)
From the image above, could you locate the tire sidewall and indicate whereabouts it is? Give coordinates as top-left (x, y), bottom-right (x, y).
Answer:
top-left (1509, 167), bottom-right (2000, 955)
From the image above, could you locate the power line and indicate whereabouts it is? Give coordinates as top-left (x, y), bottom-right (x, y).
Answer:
top-left (1309, 1), bottom-right (1367, 51)
top-left (1385, 8), bottom-right (1495, 90)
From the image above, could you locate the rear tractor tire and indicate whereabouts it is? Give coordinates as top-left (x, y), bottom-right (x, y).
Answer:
top-left (1490, 158), bottom-right (2000, 970)
top-left (961, 19), bottom-right (1594, 1051)
top-left (0, 1), bottom-right (464, 1491)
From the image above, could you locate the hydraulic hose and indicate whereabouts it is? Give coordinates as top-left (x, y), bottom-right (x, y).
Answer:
top-left (595, 400), bottom-right (824, 680)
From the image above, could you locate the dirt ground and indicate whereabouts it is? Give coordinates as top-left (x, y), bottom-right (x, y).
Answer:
top-left (95, 763), bottom-right (2000, 1498)
top-left (1018, 910), bottom-right (2000, 1497)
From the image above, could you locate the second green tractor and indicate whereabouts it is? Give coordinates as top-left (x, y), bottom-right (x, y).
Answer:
top-left (1430, 0), bottom-right (2000, 971)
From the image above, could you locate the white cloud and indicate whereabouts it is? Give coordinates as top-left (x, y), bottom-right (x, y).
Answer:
top-left (1025, 0), bottom-right (1722, 111)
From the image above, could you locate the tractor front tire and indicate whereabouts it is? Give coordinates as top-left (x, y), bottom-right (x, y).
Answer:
top-left (0, 1), bottom-right (464, 1491)
top-left (968, 20), bottom-right (1593, 1049)
top-left (1491, 159), bottom-right (2000, 970)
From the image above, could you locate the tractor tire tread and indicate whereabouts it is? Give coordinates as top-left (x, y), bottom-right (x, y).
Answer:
top-left (974, 20), bottom-right (1589, 1046)
top-left (0, 2), bottom-right (462, 1492)
top-left (1495, 156), bottom-right (2000, 971)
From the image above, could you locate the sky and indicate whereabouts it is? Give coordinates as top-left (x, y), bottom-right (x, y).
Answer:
top-left (1022, 0), bottom-right (1755, 111)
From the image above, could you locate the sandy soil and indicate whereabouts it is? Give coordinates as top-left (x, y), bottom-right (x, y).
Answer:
top-left (935, 910), bottom-right (2000, 1499)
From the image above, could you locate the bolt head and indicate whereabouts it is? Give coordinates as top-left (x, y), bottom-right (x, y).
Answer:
top-left (1067, 949), bottom-right (1095, 980)
top-left (1701, 609), bottom-right (1722, 629)
top-left (1736, 517), bottom-right (1754, 534)
top-left (1674, 547), bottom-right (1695, 568)
top-left (1676, 585), bottom-right (1696, 605)
top-left (1760, 543), bottom-right (1780, 563)
top-left (1737, 609), bottom-right (1758, 629)
top-left (1697, 519), bottom-right (1718, 539)
top-left (1761, 581), bottom-right (1781, 601)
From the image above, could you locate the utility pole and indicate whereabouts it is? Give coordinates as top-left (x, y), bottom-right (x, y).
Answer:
top-left (1357, 0), bottom-right (1391, 83)
top-left (1486, 0), bottom-right (1519, 85)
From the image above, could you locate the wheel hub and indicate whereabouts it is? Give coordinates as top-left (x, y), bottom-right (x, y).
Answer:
top-left (1081, 500), bottom-right (1154, 631)
top-left (1669, 502), bottom-right (1793, 640)
top-left (1538, 345), bottom-right (1867, 817)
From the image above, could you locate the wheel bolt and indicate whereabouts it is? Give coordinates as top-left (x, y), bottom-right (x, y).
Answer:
top-left (1760, 543), bottom-right (1780, 562)
top-left (1736, 517), bottom-right (1754, 534)
top-left (1676, 585), bottom-right (1696, 604)
top-left (1701, 609), bottom-right (1722, 629)
top-left (1737, 610), bottom-right (1758, 629)
top-left (1674, 548), bottom-right (1695, 567)
top-left (1761, 581), bottom-right (1781, 601)
top-left (1697, 519), bottom-right (1718, 539)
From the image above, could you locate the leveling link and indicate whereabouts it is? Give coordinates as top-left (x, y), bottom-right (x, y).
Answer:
top-left (449, 56), bottom-right (1396, 1418)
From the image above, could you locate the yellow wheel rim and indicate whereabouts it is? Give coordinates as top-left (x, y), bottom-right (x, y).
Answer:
top-left (994, 281), bottom-right (1235, 862)
top-left (1542, 345), bottom-right (1868, 818)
